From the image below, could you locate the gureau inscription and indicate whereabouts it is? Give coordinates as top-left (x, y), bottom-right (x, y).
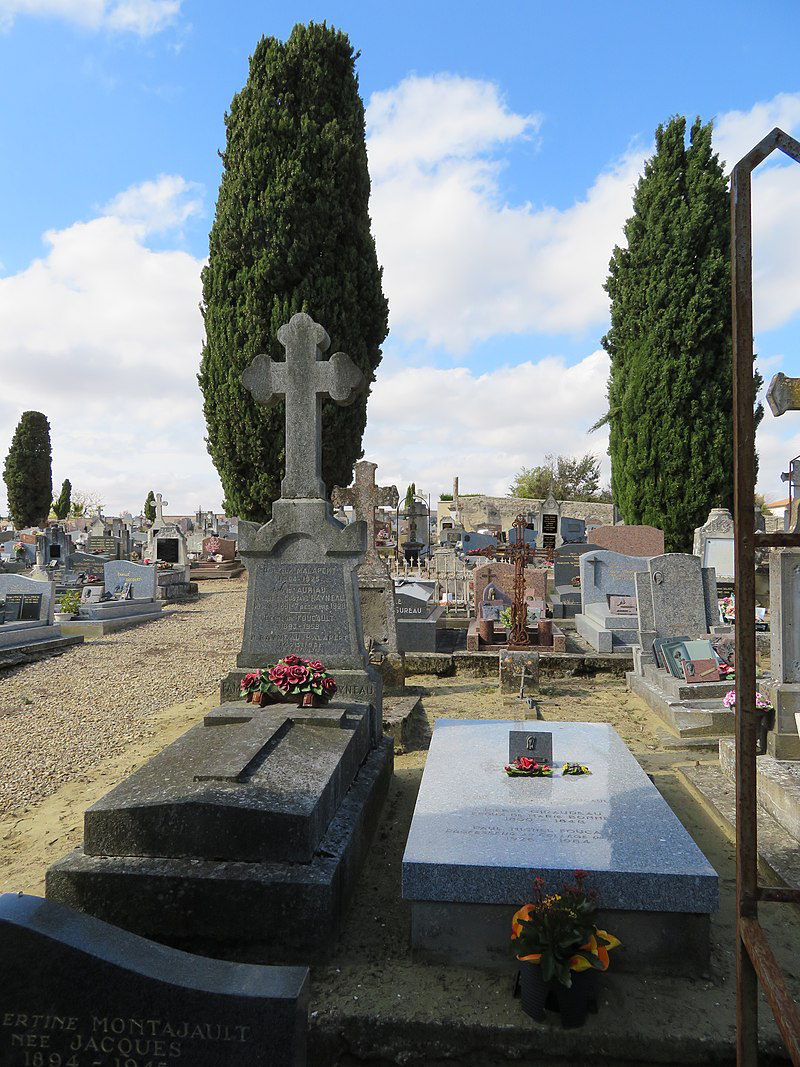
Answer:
top-left (250, 562), bottom-right (351, 657)
top-left (1, 1012), bottom-right (252, 1066)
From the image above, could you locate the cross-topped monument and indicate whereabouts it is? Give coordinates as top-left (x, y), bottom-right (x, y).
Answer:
top-left (155, 493), bottom-right (168, 525)
top-left (332, 461), bottom-right (399, 576)
top-left (242, 313), bottom-right (364, 500)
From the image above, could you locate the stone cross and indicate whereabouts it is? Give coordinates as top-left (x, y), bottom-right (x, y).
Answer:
top-left (241, 312), bottom-right (364, 501)
top-left (332, 461), bottom-right (399, 574)
top-left (155, 493), bottom-right (168, 524)
top-left (767, 373), bottom-right (800, 417)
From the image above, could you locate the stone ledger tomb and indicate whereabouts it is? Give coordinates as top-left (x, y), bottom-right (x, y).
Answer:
top-left (403, 719), bottom-right (718, 975)
top-left (47, 314), bottom-right (394, 964)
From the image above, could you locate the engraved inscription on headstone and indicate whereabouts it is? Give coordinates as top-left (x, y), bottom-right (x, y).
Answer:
top-left (251, 562), bottom-right (350, 657)
top-left (445, 806), bottom-right (605, 847)
top-left (508, 730), bottom-right (553, 764)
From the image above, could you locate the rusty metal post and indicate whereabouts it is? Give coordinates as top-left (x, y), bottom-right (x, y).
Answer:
top-left (508, 514), bottom-right (530, 647)
top-left (731, 151), bottom-right (759, 1067)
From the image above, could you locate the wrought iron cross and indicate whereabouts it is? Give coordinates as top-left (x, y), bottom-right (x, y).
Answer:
top-left (241, 313), bottom-right (364, 500)
top-left (508, 514), bottom-right (531, 647)
top-left (332, 460), bottom-right (399, 572)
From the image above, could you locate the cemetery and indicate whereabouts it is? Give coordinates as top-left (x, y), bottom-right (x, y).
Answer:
top-left (2, 17), bottom-right (800, 1064)
top-left (2, 304), bottom-right (800, 1065)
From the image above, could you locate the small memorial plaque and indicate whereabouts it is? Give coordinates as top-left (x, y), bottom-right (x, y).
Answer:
top-left (542, 514), bottom-right (558, 534)
top-left (20, 593), bottom-right (43, 620)
top-left (3, 594), bottom-right (23, 622)
top-left (609, 593), bottom-right (637, 615)
top-left (509, 729), bottom-right (553, 764)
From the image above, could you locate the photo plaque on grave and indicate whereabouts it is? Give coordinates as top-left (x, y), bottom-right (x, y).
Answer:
top-left (508, 730), bottom-right (553, 764)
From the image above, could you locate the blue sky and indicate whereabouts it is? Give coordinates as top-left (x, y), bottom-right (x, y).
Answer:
top-left (1, 0), bottom-right (800, 515)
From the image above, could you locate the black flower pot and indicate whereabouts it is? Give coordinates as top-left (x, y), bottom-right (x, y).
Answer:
top-left (518, 962), bottom-right (599, 1028)
top-left (755, 708), bottom-right (775, 756)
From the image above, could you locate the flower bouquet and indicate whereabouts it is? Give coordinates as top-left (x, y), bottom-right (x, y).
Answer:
top-left (723, 687), bottom-right (774, 754)
top-left (511, 871), bottom-right (620, 1026)
top-left (240, 656), bottom-right (337, 707)
top-left (505, 756), bottom-right (553, 777)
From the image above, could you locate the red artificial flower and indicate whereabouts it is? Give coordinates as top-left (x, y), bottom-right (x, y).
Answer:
top-left (268, 665), bottom-right (290, 691)
top-left (282, 654), bottom-right (304, 666)
top-left (516, 756), bottom-right (534, 771)
top-left (322, 676), bottom-right (337, 696)
top-left (307, 661), bottom-right (325, 672)
top-left (285, 665), bottom-right (310, 687)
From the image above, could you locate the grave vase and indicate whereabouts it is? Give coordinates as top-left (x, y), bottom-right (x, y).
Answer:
top-left (518, 963), bottom-right (599, 1029)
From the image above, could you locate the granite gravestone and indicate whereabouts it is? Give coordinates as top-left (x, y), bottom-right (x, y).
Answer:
top-left (592, 524), bottom-right (664, 558)
top-left (332, 460), bottom-right (400, 653)
top-left (0, 894), bottom-right (308, 1067)
top-left (103, 560), bottom-right (158, 600)
top-left (0, 572), bottom-right (54, 625)
top-left (693, 508), bottom-right (735, 584)
top-left (47, 314), bottom-right (394, 967)
top-left (634, 553), bottom-right (718, 643)
top-left (766, 548), bottom-right (800, 758)
top-left (403, 720), bottom-right (718, 974)
top-left (575, 549), bottom-right (649, 652)
top-left (230, 313), bottom-right (383, 730)
top-left (549, 542), bottom-right (601, 618)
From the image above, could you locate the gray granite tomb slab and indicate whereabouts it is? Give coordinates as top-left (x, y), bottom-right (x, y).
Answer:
top-left (402, 719), bottom-right (718, 913)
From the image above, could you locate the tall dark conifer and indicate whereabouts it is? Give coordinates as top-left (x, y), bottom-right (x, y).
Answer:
top-left (199, 22), bottom-right (389, 521)
top-left (603, 117), bottom-right (739, 552)
top-left (3, 411), bottom-right (53, 528)
top-left (53, 478), bottom-right (72, 520)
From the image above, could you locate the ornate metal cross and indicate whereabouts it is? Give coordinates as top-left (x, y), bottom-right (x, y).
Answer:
top-left (241, 313), bottom-right (363, 501)
top-left (332, 460), bottom-right (399, 573)
top-left (508, 514), bottom-right (531, 646)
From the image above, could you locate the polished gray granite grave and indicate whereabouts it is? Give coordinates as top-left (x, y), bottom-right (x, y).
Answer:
top-left (403, 719), bottom-right (718, 972)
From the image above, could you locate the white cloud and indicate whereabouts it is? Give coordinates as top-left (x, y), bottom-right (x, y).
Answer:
top-left (367, 80), bottom-right (800, 354)
top-left (712, 92), bottom-right (800, 335)
top-left (366, 74), bottom-right (643, 352)
top-left (0, 0), bottom-right (180, 35)
top-left (0, 175), bottom-right (221, 515)
top-left (362, 349), bottom-right (612, 500)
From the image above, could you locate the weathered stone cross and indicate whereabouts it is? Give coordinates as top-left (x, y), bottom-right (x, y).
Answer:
top-left (155, 493), bottom-right (168, 524)
top-left (767, 373), bottom-right (800, 417)
top-left (241, 312), bottom-right (364, 500)
top-left (332, 460), bottom-right (399, 574)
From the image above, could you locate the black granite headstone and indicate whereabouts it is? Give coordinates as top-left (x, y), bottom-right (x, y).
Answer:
top-left (0, 894), bottom-right (308, 1066)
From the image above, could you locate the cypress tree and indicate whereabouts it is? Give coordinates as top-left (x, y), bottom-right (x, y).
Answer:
top-left (602, 116), bottom-right (738, 552)
top-left (199, 22), bottom-right (389, 521)
top-left (53, 478), bottom-right (72, 520)
top-left (3, 411), bottom-right (53, 529)
top-left (144, 490), bottom-right (156, 523)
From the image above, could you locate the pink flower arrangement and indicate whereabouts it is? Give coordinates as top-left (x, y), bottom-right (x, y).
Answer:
top-left (723, 689), bottom-right (773, 712)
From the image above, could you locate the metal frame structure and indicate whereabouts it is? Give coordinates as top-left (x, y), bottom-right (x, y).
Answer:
top-left (731, 127), bottom-right (800, 1066)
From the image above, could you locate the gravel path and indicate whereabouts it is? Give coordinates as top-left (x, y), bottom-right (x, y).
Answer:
top-left (0, 579), bottom-right (246, 818)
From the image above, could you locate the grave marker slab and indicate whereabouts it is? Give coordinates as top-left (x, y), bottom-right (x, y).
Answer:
top-left (0, 893), bottom-right (308, 1067)
top-left (103, 560), bottom-right (157, 600)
